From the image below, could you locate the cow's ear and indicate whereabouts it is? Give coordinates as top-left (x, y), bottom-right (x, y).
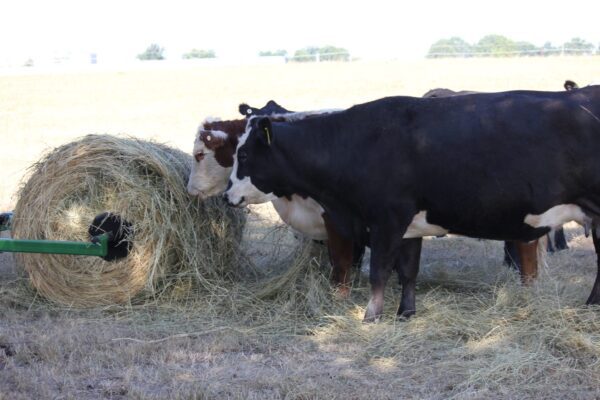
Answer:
top-left (564, 80), bottom-right (578, 91)
top-left (256, 117), bottom-right (273, 146)
top-left (239, 103), bottom-right (252, 116)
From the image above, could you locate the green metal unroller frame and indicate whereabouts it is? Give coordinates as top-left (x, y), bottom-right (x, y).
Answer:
top-left (0, 212), bottom-right (132, 261)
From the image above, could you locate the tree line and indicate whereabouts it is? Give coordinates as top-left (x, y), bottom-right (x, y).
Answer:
top-left (427, 35), bottom-right (597, 58)
top-left (137, 44), bottom-right (350, 62)
top-left (137, 35), bottom-right (598, 62)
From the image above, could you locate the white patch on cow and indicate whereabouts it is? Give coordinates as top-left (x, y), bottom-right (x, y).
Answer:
top-left (226, 175), bottom-right (276, 207)
top-left (524, 204), bottom-right (588, 229)
top-left (186, 131), bottom-right (231, 198)
top-left (202, 116), bottom-right (221, 124)
top-left (272, 195), bottom-right (327, 240)
top-left (270, 108), bottom-right (341, 121)
top-left (225, 131), bottom-right (276, 207)
top-left (206, 129), bottom-right (228, 139)
top-left (403, 211), bottom-right (449, 238)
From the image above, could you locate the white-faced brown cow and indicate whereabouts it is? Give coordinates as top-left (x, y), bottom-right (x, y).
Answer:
top-left (186, 110), bottom-right (359, 295)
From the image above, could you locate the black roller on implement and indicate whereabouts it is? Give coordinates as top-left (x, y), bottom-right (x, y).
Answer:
top-left (0, 211), bottom-right (132, 261)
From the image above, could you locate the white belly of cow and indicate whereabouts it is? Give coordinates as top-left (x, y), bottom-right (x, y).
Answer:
top-left (403, 211), bottom-right (449, 238)
top-left (271, 195), bottom-right (328, 240)
top-left (524, 204), bottom-right (589, 229)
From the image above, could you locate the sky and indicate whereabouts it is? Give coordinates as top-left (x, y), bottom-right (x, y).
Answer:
top-left (0, 0), bottom-right (598, 65)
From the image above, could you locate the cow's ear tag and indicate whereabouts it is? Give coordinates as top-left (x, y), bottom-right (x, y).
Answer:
top-left (264, 126), bottom-right (272, 145)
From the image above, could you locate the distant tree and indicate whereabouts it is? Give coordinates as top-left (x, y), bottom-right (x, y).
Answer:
top-left (182, 49), bottom-right (216, 59)
top-left (427, 35), bottom-right (597, 58)
top-left (293, 46), bottom-right (319, 62)
top-left (318, 45), bottom-right (350, 61)
top-left (476, 35), bottom-right (516, 55)
top-left (258, 49), bottom-right (287, 57)
top-left (427, 37), bottom-right (472, 58)
top-left (137, 43), bottom-right (165, 60)
top-left (562, 37), bottom-right (594, 55)
top-left (292, 46), bottom-right (350, 62)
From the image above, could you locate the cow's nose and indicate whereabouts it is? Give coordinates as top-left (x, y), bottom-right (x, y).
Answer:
top-left (222, 192), bottom-right (229, 204)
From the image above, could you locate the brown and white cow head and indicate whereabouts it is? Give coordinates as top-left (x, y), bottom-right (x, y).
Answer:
top-left (186, 118), bottom-right (247, 198)
top-left (188, 108), bottom-right (341, 199)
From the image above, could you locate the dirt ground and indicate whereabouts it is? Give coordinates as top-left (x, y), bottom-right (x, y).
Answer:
top-left (1, 221), bottom-right (599, 399)
top-left (1, 57), bottom-right (600, 399)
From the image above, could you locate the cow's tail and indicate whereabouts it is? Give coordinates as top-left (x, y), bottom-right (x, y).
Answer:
top-left (537, 234), bottom-right (548, 271)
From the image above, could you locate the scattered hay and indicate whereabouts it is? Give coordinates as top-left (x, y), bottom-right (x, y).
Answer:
top-left (12, 134), bottom-right (246, 307)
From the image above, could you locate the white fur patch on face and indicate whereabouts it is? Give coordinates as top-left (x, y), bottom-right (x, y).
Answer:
top-left (226, 176), bottom-right (276, 207)
top-left (403, 211), bottom-right (449, 238)
top-left (524, 204), bottom-right (588, 228)
top-left (272, 195), bottom-right (327, 240)
top-left (207, 129), bottom-right (228, 139)
top-left (186, 137), bottom-right (230, 198)
top-left (202, 116), bottom-right (221, 125)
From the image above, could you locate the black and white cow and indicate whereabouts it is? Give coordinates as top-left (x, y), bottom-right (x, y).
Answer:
top-left (225, 87), bottom-right (600, 321)
top-left (186, 109), bottom-right (360, 296)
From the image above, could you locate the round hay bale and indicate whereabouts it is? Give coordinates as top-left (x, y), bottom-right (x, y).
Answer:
top-left (12, 134), bottom-right (245, 307)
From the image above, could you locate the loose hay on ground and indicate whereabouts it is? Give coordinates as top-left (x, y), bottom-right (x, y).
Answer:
top-left (11, 134), bottom-right (246, 307)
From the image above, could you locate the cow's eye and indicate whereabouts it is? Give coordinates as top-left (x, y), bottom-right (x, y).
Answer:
top-left (238, 150), bottom-right (248, 163)
top-left (194, 152), bottom-right (205, 162)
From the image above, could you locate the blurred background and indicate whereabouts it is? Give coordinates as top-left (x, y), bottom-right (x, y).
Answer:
top-left (1, 0), bottom-right (599, 209)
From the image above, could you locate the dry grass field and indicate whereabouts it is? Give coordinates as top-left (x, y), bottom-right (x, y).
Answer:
top-left (1, 57), bottom-right (600, 399)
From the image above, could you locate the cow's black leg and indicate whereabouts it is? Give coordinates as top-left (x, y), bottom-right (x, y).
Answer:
top-left (352, 241), bottom-right (366, 269)
top-left (503, 241), bottom-right (521, 270)
top-left (364, 214), bottom-right (414, 323)
top-left (395, 238), bottom-right (422, 319)
top-left (364, 242), bottom-right (394, 322)
top-left (554, 227), bottom-right (569, 251)
top-left (586, 225), bottom-right (600, 305)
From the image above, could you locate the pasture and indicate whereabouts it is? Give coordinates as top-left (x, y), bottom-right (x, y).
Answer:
top-left (1, 57), bottom-right (600, 399)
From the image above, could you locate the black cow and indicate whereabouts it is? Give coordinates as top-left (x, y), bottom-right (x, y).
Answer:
top-left (225, 87), bottom-right (600, 321)
top-left (238, 100), bottom-right (294, 118)
top-left (422, 86), bottom-right (571, 270)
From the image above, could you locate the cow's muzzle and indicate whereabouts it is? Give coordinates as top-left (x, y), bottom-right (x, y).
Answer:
top-left (222, 192), bottom-right (245, 208)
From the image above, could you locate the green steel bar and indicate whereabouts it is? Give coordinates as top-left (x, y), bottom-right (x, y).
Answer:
top-left (0, 234), bottom-right (108, 257)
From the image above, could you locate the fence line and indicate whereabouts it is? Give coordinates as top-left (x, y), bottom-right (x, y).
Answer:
top-left (427, 46), bottom-right (598, 58)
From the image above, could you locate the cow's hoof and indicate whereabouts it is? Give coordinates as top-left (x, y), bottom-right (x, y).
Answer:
top-left (362, 314), bottom-right (382, 324)
top-left (363, 299), bottom-right (384, 323)
top-left (397, 309), bottom-right (415, 320)
top-left (333, 285), bottom-right (351, 300)
top-left (585, 293), bottom-right (600, 306)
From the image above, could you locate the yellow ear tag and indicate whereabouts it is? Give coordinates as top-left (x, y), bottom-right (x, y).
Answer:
top-left (264, 126), bottom-right (272, 145)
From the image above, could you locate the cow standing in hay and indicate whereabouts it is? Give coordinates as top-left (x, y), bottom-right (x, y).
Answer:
top-left (224, 87), bottom-right (600, 322)
top-left (189, 99), bottom-right (554, 296)
top-left (186, 105), bottom-right (361, 296)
